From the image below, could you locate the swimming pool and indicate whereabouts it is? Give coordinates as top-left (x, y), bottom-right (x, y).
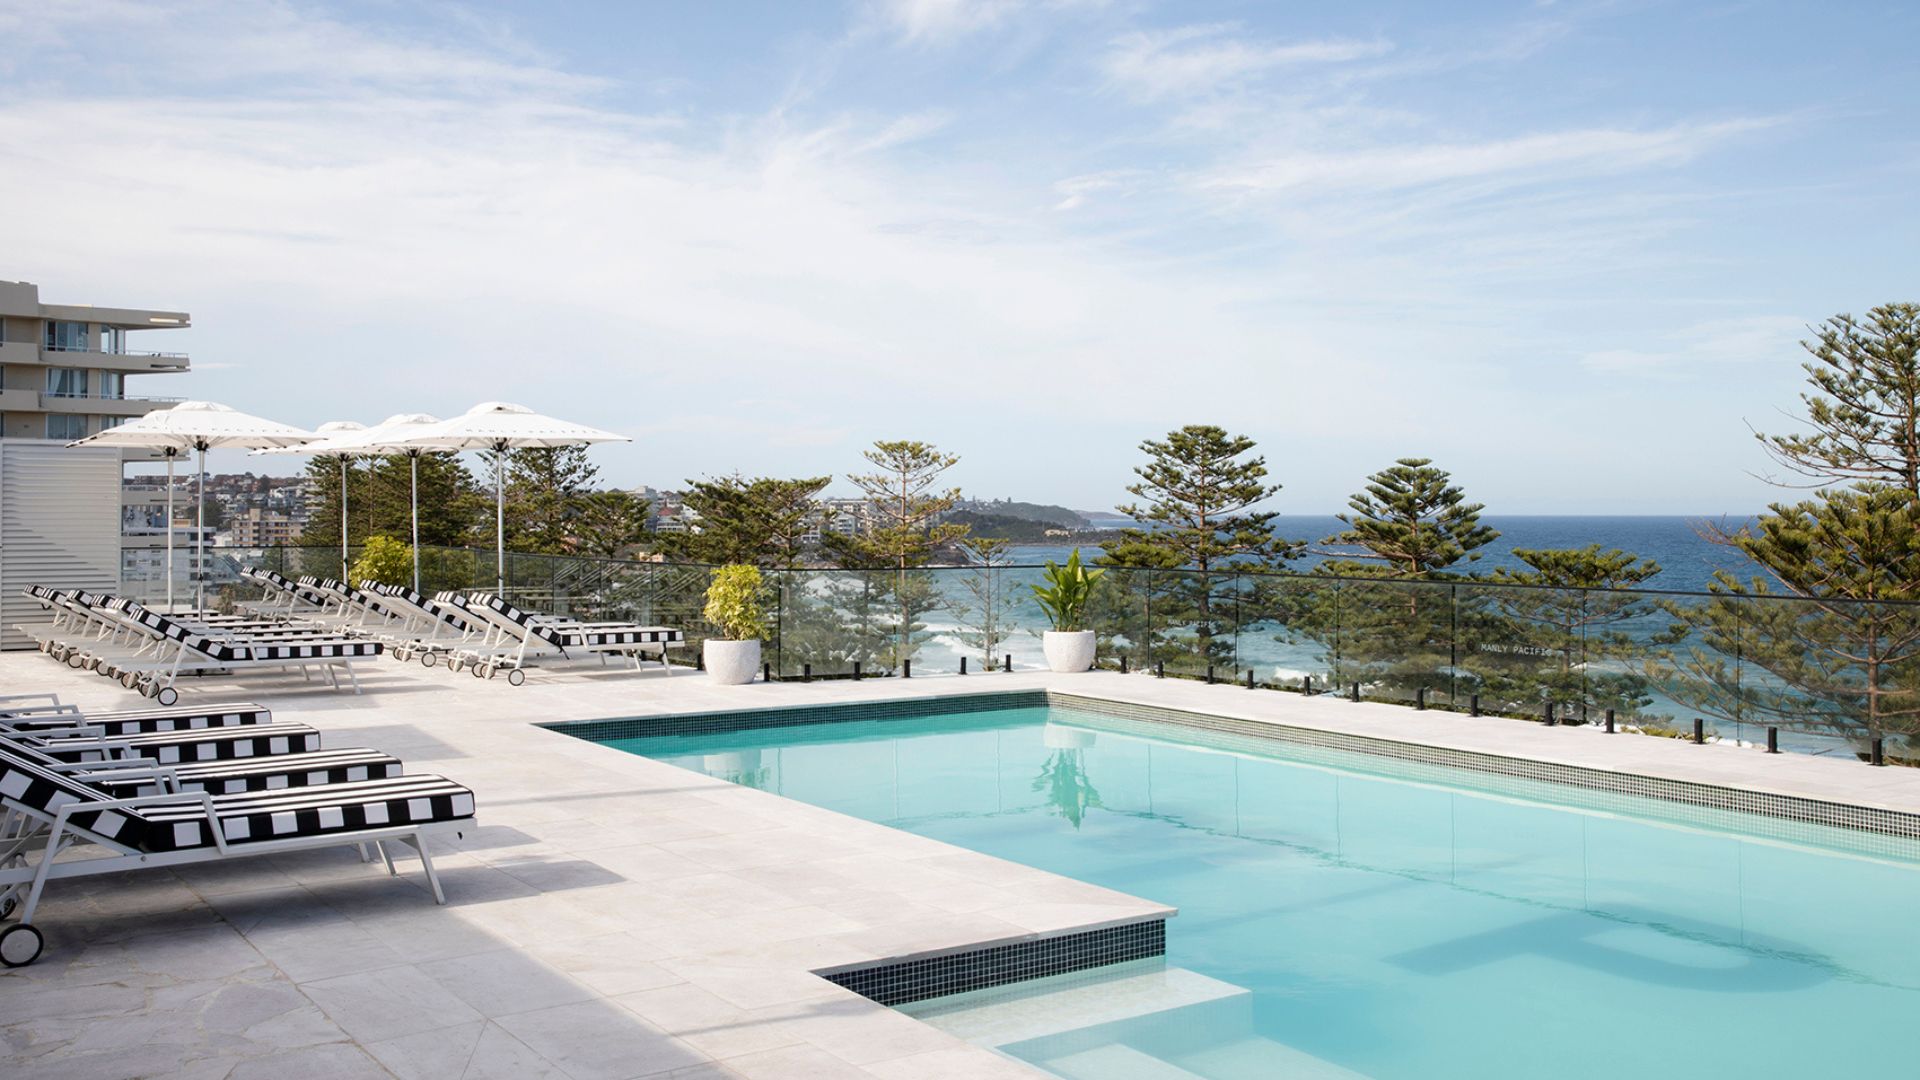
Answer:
top-left (588, 699), bottom-right (1920, 1079)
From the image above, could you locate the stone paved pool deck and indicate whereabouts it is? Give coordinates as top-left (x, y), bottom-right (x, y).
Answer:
top-left (4, 652), bottom-right (1919, 1079)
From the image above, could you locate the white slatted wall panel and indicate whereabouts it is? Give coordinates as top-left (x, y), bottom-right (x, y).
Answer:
top-left (0, 441), bottom-right (122, 650)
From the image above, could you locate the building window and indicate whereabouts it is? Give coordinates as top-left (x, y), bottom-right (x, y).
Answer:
top-left (100, 371), bottom-right (124, 399)
top-left (45, 414), bottom-right (86, 441)
top-left (100, 415), bottom-right (128, 430)
top-left (46, 367), bottom-right (89, 397)
top-left (100, 326), bottom-right (126, 354)
top-left (44, 321), bottom-right (88, 351)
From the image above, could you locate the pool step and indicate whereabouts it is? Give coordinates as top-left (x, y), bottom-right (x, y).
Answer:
top-left (1043, 1043), bottom-right (1212, 1080)
top-left (900, 960), bottom-right (1249, 1049)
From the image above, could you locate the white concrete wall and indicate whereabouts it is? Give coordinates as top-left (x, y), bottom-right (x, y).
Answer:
top-left (0, 441), bottom-right (123, 649)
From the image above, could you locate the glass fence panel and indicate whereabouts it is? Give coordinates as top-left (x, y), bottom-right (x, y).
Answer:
top-left (184, 545), bottom-right (1920, 766)
top-left (1332, 577), bottom-right (1453, 706)
top-left (1246, 573), bottom-right (1337, 693)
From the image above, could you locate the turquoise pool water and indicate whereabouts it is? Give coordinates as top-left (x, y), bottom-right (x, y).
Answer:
top-left (602, 705), bottom-right (1920, 1079)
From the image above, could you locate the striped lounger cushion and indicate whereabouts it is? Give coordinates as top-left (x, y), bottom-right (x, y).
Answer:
top-left (32, 721), bottom-right (322, 765)
top-left (480, 595), bottom-right (683, 650)
top-left (122, 607), bottom-right (383, 663)
top-left (85, 747), bottom-right (403, 796)
top-left (0, 744), bottom-right (472, 853)
top-left (1, 704), bottom-right (270, 736)
top-left (139, 775), bottom-right (476, 851)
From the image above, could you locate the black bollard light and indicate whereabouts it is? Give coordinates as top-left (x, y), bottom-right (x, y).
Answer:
top-left (1470, 693), bottom-right (1480, 717)
top-left (1303, 675), bottom-right (1314, 696)
top-left (1156, 661), bottom-right (1165, 679)
top-left (903, 659), bottom-right (912, 679)
top-left (696, 650), bottom-right (705, 671)
top-left (1604, 708), bottom-right (1615, 734)
top-left (1544, 702), bottom-right (1556, 727)
top-left (1350, 682), bottom-right (1360, 702)
top-left (1120, 655), bottom-right (1129, 675)
top-left (1872, 737), bottom-right (1886, 766)
top-left (1245, 669), bottom-right (1255, 689)
top-left (1416, 687), bottom-right (1427, 711)
top-left (1766, 726), bottom-right (1779, 754)
top-left (1004, 654), bottom-right (1012, 673)
top-left (763, 662), bottom-right (772, 683)
top-left (803, 662), bottom-right (812, 682)
top-left (1693, 718), bottom-right (1704, 744)
top-left (960, 656), bottom-right (968, 675)
top-left (1206, 665), bottom-right (1216, 685)
top-left (853, 661), bottom-right (862, 680)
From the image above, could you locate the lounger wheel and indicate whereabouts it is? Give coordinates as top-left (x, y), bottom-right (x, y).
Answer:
top-left (156, 687), bottom-right (179, 707)
top-left (472, 662), bottom-right (490, 679)
top-left (447, 659), bottom-right (464, 673)
top-left (393, 646), bottom-right (411, 662)
top-left (0, 924), bottom-right (43, 968)
top-left (0, 896), bottom-right (15, 920)
top-left (119, 672), bottom-right (138, 689)
top-left (506, 668), bottom-right (525, 686)
top-left (66, 652), bottom-right (85, 669)
top-left (420, 651), bottom-right (437, 668)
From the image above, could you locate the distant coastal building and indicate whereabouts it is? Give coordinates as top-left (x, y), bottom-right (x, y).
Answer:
top-left (228, 507), bottom-right (300, 547)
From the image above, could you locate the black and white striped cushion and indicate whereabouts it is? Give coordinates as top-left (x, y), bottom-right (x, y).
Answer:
top-left (480, 595), bottom-right (682, 650)
top-left (0, 743), bottom-right (150, 848)
top-left (30, 721), bottom-right (322, 765)
top-left (85, 747), bottom-right (402, 796)
top-left (121, 606), bottom-right (382, 663)
top-left (1, 703), bottom-right (270, 736)
top-left (138, 774), bottom-right (476, 851)
top-left (0, 743), bottom-right (472, 853)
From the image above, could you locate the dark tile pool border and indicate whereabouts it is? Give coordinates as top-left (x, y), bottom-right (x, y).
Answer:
top-left (815, 919), bottom-right (1166, 1008)
top-left (541, 689), bottom-right (1048, 744)
top-left (1048, 691), bottom-right (1920, 858)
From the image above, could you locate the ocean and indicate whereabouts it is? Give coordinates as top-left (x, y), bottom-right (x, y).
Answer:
top-left (1025, 515), bottom-right (1760, 591)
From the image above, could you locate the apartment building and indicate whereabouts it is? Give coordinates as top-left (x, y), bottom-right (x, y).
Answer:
top-left (0, 280), bottom-right (191, 646)
top-left (0, 279), bottom-right (190, 442)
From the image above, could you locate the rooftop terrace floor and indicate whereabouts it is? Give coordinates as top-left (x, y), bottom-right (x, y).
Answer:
top-left (4, 653), bottom-right (1918, 1079)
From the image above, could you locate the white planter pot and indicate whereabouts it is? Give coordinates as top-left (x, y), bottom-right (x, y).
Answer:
top-left (703, 639), bottom-right (762, 685)
top-left (1042, 630), bottom-right (1096, 673)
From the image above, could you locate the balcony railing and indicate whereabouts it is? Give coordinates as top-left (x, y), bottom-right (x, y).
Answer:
top-left (129, 542), bottom-right (1920, 768)
top-left (41, 342), bottom-right (189, 359)
top-left (42, 391), bottom-right (185, 403)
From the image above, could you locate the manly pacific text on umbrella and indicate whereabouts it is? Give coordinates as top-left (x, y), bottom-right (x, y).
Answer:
top-left (396, 403), bottom-right (628, 594)
top-left (265, 414), bottom-right (446, 593)
top-left (69, 401), bottom-right (314, 610)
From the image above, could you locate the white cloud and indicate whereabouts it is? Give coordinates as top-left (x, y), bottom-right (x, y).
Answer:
top-left (873, 0), bottom-right (1028, 44)
top-left (1102, 24), bottom-right (1392, 100)
top-left (1197, 119), bottom-right (1779, 198)
top-left (1581, 316), bottom-right (1810, 377)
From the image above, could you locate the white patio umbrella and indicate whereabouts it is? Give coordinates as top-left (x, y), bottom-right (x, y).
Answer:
top-left (394, 402), bottom-right (629, 593)
top-left (255, 421), bottom-right (366, 584)
top-left (271, 414), bottom-right (443, 593)
top-left (71, 401), bottom-right (313, 610)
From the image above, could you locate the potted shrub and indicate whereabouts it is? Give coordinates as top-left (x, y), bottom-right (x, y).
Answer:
top-left (1032, 549), bottom-right (1104, 673)
top-left (702, 564), bottom-right (768, 685)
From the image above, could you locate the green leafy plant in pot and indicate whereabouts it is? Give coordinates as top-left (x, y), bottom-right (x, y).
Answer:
top-left (703, 564), bottom-right (769, 685)
top-left (1033, 549), bottom-right (1104, 672)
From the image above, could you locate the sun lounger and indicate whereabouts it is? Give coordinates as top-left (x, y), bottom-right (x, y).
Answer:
top-left (0, 739), bottom-right (474, 967)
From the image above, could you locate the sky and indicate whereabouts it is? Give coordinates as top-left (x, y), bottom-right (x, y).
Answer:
top-left (2, 0), bottom-right (1915, 515)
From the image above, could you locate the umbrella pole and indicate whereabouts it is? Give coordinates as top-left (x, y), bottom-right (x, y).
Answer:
top-left (495, 447), bottom-right (505, 594)
top-left (410, 451), bottom-right (421, 594)
top-left (164, 450), bottom-right (176, 610)
top-left (195, 445), bottom-right (207, 612)
top-left (339, 456), bottom-right (349, 584)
